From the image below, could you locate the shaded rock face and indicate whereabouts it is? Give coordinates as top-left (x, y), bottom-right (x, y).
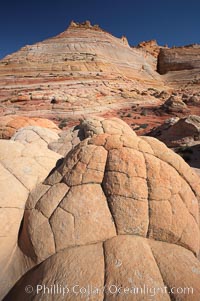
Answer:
top-left (2, 118), bottom-right (200, 301)
top-left (157, 45), bottom-right (200, 75)
top-left (162, 95), bottom-right (189, 113)
top-left (149, 116), bottom-right (200, 175)
top-left (184, 95), bottom-right (200, 105)
top-left (149, 115), bottom-right (200, 148)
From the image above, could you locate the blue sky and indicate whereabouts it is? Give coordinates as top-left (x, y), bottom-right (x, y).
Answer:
top-left (0, 0), bottom-right (200, 59)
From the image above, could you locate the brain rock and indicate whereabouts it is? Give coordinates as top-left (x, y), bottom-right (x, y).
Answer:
top-left (4, 118), bottom-right (200, 301)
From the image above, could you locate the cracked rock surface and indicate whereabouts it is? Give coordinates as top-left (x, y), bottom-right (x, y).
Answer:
top-left (0, 126), bottom-right (62, 299)
top-left (2, 118), bottom-right (200, 301)
top-left (0, 115), bottom-right (60, 139)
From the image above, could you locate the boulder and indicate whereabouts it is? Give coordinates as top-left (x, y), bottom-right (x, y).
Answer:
top-left (0, 115), bottom-right (60, 139)
top-left (162, 95), bottom-right (189, 113)
top-left (2, 118), bottom-right (200, 301)
top-left (185, 95), bottom-right (200, 105)
top-left (0, 127), bottom-right (62, 299)
top-left (149, 115), bottom-right (200, 148)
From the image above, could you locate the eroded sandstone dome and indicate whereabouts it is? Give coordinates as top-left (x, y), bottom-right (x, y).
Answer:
top-left (3, 118), bottom-right (200, 301)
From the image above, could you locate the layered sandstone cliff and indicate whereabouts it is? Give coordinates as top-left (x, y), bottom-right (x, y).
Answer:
top-left (0, 21), bottom-right (166, 122)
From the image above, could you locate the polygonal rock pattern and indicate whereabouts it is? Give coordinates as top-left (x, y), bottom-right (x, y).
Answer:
top-left (12, 125), bottom-right (60, 148)
top-left (48, 117), bottom-right (136, 156)
top-left (0, 126), bottom-right (62, 299)
top-left (2, 118), bottom-right (200, 301)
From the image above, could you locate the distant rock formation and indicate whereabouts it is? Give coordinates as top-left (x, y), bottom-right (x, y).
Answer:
top-left (69, 20), bottom-right (102, 31)
top-left (157, 45), bottom-right (200, 74)
top-left (121, 35), bottom-right (129, 46)
top-left (0, 20), bottom-right (162, 121)
top-left (1, 21), bottom-right (200, 124)
top-left (136, 39), bottom-right (162, 58)
top-left (1, 118), bottom-right (200, 300)
top-left (149, 115), bottom-right (200, 147)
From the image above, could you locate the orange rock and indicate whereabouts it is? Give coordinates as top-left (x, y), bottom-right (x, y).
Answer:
top-left (2, 117), bottom-right (200, 300)
top-left (0, 115), bottom-right (60, 139)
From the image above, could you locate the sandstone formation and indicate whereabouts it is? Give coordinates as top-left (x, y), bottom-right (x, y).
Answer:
top-left (157, 45), bottom-right (200, 89)
top-left (162, 95), bottom-right (189, 113)
top-left (149, 115), bottom-right (200, 148)
top-left (0, 127), bottom-right (62, 299)
top-left (149, 116), bottom-right (200, 175)
top-left (184, 95), bottom-right (200, 105)
top-left (2, 118), bottom-right (200, 301)
top-left (1, 19), bottom-right (200, 300)
top-left (136, 40), bottom-right (162, 58)
top-left (158, 45), bottom-right (200, 75)
top-left (0, 115), bottom-right (60, 139)
top-left (0, 21), bottom-right (164, 123)
top-left (48, 116), bottom-right (135, 156)
top-left (0, 21), bottom-right (200, 133)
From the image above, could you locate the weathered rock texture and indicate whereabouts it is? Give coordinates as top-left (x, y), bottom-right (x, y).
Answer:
top-left (0, 127), bottom-right (62, 299)
top-left (1, 21), bottom-right (200, 134)
top-left (157, 45), bottom-right (200, 89)
top-left (149, 115), bottom-right (200, 175)
top-left (149, 115), bottom-right (200, 148)
top-left (0, 21), bottom-right (164, 122)
top-left (162, 95), bottom-right (189, 113)
top-left (0, 115), bottom-right (60, 139)
top-left (2, 118), bottom-right (200, 301)
top-left (136, 40), bottom-right (162, 58)
top-left (158, 45), bottom-right (200, 74)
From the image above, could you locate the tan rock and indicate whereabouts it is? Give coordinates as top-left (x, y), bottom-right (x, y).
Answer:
top-left (0, 115), bottom-right (60, 139)
top-left (149, 115), bottom-right (200, 147)
top-left (59, 184), bottom-right (116, 246)
top-left (104, 235), bottom-right (170, 301)
top-left (163, 95), bottom-right (189, 113)
top-left (4, 243), bottom-right (104, 301)
top-left (0, 128), bottom-right (62, 299)
top-left (35, 183), bottom-right (69, 217)
top-left (149, 239), bottom-right (200, 300)
top-left (1, 117), bottom-right (200, 300)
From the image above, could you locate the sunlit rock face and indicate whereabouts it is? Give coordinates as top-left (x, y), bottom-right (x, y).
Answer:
top-left (2, 118), bottom-right (200, 301)
top-left (0, 21), bottom-right (164, 121)
top-left (0, 21), bottom-right (158, 80)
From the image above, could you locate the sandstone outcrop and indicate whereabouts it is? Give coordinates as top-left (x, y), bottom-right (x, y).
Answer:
top-left (184, 95), bottom-right (200, 105)
top-left (0, 127), bottom-right (62, 299)
top-left (149, 116), bottom-right (200, 175)
top-left (136, 40), bottom-right (162, 58)
top-left (0, 21), bottom-right (200, 126)
top-left (162, 95), bottom-right (189, 113)
top-left (2, 118), bottom-right (200, 300)
top-left (0, 115), bottom-right (60, 139)
top-left (157, 45), bottom-right (200, 89)
top-left (158, 45), bottom-right (200, 75)
top-left (48, 117), bottom-right (135, 156)
top-left (149, 115), bottom-right (200, 148)
top-left (0, 21), bottom-right (163, 122)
